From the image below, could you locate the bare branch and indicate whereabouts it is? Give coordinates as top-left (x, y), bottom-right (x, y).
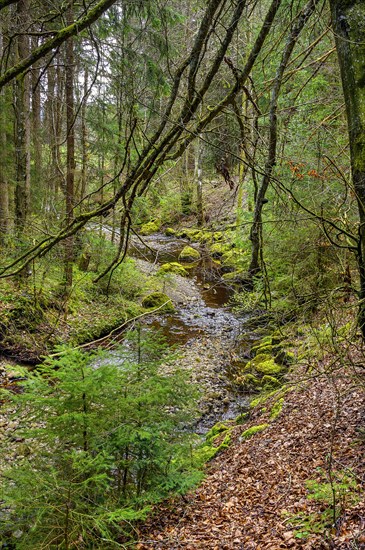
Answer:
top-left (0, 0), bottom-right (117, 88)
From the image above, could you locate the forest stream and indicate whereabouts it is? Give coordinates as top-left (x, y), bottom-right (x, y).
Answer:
top-left (127, 232), bottom-right (258, 433)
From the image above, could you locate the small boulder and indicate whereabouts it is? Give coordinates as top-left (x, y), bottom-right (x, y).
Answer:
top-left (179, 246), bottom-right (201, 261)
top-left (158, 262), bottom-right (188, 277)
top-left (142, 292), bottom-right (174, 312)
top-left (254, 358), bottom-right (283, 376)
top-left (139, 220), bottom-right (161, 235)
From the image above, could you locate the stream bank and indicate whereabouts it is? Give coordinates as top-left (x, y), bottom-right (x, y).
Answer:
top-left (0, 229), bottom-right (266, 433)
top-left (129, 232), bottom-right (262, 432)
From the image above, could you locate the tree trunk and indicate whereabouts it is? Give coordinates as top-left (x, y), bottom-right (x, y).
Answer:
top-left (329, 0), bottom-right (365, 337)
top-left (80, 66), bottom-right (88, 204)
top-left (248, 0), bottom-right (318, 280)
top-left (63, 2), bottom-right (75, 304)
top-left (14, 0), bottom-right (30, 237)
top-left (196, 135), bottom-right (204, 226)
top-left (0, 23), bottom-right (10, 244)
top-left (31, 36), bottom-right (42, 187)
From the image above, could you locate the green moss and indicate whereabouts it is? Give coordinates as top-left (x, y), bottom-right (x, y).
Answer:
top-left (139, 220), bottom-right (161, 235)
top-left (270, 397), bottom-right (284, 420)
top-left (193, 444), bottom-right (220, 464)
top-left (8, 296), bottom-right (44, 330)
top-left (165, 227), bottom-right (176, 236)
top-left (179, 246), bottom-right (201, 261)
top-left (198, 231), bottom-right (214, 244)
top-left (275, 350), bottom-right (295, 366)
top-left (141, 292), bottom-right (174, 312)
top-left (195, 422), bottom-right (232, 465)
top-left (205, 421), bottom-right (229, 444)
top-left (235, 412), bottom-right (250, 424)
top-left (158, 262), bottom-right (188, 277)
top-left (222, 270), bottom-right (245, 282)
top-left (209, 242), bottom-right (231, 258)
top-left (251, 353), bottom-right (272, 365)
top-left (221, 249), bottom-right (246, 269)
top-left (250, 389), bottom-right (282, 409)
top-left (241, 423), bottom-right (269, 440)
top-left (236, 373), bottom-right (261, 390)
top-left (262, 375), bottom-right (281, 389)
top-left (188, 229), bottom-right (204, 241)
top-left (252, 344), bottom-right (274, 356)
top-left (271, 331), bottom-right (284, 345)
top-left (254, 358), bottom-right (283, 376)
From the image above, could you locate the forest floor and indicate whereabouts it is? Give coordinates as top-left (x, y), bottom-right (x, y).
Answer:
top-left (137, 340), bottom-right (365, 549)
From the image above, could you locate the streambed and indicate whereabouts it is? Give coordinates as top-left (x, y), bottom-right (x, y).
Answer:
top-left (129, 232), bottom-right (258, 432)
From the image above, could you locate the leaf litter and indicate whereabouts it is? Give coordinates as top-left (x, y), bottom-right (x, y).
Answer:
top-left (137, 345), bottom-right (365, 549)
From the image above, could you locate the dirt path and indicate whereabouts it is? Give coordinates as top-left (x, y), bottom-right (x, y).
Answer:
top-left (137, 357), bottom-right (365, 549)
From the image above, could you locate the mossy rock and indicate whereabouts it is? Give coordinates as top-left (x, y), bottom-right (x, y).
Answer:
top-left (275, 350), bottom-right (295, 366)
top-left (139, 220), bottom-right (161, 235)
top-left (176, 229), bottom-right (188, 238)
top-left (251, 353), bottom-right (272, 366)
top-left (165, 227), bottom-right (176, 236)
top-left (221, 249), bottom-right (245, 269)
top-left (262, 375), bottom-right (281, 389)
top-left (8, 296), bottom-right (44, 330)
top-left (209, 242), bottom-right (231, 258)
top-left (199, 231), bottom-right (214, 244)
top-left (241, 423), bottom-right (269, 440)
top-left (179, 246), bottom-right (201, 261)
top-left (252, 343), bottom-right (274, 356)
top-left (254, 358), bottom-right (283, 376)
top-left (158, 262), bottom-right (188, 277)
top-left (205, 421), bottom-right (230, 444)
top-left (212, 231), bottom-right (224, 242)
top-left (271, 332), bottom-right (284, 346)
top-left (142, 292), bottom-right (174, 312)
top-left (236, 373), bottom-right (261, 391)
top-left (189, 229), bottom-right (205, 241)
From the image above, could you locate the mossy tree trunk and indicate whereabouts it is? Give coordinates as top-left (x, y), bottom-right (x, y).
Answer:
top-left (14, 0), bottom-right (31, 237)
top-left (63, 2), bottom-right (75, 305)
top-left (329, 0), bottom-right (365, 337)
top-left (0, 24), bottom-right (10, 245)
top-left (195, 134), bottom-right (204, 226)
top-left (248, 0), bottom-right (318, 281)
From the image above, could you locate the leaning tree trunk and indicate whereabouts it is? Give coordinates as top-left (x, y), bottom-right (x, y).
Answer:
top-left (329, 0), bottom-right (365, 337)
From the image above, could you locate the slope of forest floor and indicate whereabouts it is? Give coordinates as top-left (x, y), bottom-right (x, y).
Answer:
top-left (137, 342), bottom-right (365, 549)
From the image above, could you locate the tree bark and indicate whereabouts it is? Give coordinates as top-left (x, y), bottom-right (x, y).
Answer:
top-left (248, 0), bottom-right (319, 280)
top-left (31, 36), bottom-right (42, 186)
top-left (196, 135), bottom-right (204, 226)
top-left (0, 22), bottom-right (10, 244)
top-left (14, 0), bottom-right (30, 237)
top-left (329, 0), bottom-right (365, 337)
top-left (63, 2), bottom-right (75, 302)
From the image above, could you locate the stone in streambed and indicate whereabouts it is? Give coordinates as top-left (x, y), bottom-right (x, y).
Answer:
top-left (158, 262), bottom-right (188, 277)
top-left (179, 246), bottom-right (201, 261)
